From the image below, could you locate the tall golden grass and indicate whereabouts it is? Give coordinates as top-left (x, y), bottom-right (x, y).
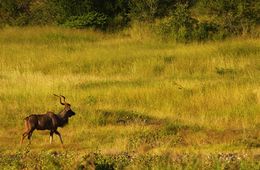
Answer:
top-left (0, 26), bottom-right (259, 169)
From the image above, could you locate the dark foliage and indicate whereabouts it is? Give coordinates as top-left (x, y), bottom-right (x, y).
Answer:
top-left (0, 0), bottom-right (259, 40)
top-left (63, 12), bottom-right (108, 29)
top-left (196, 0), bottom-right (260, 36)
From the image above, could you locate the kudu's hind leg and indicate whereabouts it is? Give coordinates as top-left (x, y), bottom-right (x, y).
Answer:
top-left (20, 131), bottom-right (29, 145)
top-left (20, 129), bottom-right (34, 145)
top-left (21, 120), bottom-right (29, 145)
top-left (20, 119), bottom-right (34, 145)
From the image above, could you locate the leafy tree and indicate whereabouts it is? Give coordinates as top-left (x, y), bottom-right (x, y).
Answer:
top-left (129, 0), bottom-right (196, 22)
top-left (196, 0), bottom-right (260, 35)
top-left (129, 0), bottom-right (159, 22)
top-left (157, 3), bottom-right (198, 42)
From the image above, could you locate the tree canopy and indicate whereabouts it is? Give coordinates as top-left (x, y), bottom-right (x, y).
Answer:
top-left (0, 0), bottom-right (259, 41)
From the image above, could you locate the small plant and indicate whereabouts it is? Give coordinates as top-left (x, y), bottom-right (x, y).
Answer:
top-left (216, 67), bottom-right (237, 76)
top-left (127, 130), bottom-right (161, 150)
top-left (79, 152), bottom-right (132, 170)
top-left (163, 55), bottom-right (175, 64)
top-left (153, 65), bottom-right (165, 76)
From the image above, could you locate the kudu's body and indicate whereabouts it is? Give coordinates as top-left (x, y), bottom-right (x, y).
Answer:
top-left (20, 95), bottom-right (75, 145)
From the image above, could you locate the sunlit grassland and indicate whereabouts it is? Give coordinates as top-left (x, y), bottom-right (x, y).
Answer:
top-left (0, 27), bottom-right (259, 169)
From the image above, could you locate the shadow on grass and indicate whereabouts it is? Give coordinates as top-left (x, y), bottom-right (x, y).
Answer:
top-left (77, 80), bottom-right (146, 89)
top-left (215, 67), bottom-right (238, 76)
top-left (87, 109), bottom-right (205, 150)
top-left (89, 109), bottom-right (162, 126)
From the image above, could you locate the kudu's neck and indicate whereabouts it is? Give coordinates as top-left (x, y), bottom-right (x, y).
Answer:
top-left (58, 109), bottom-right (69, 127)
top-left (58, 109), bottom-right (68, 118)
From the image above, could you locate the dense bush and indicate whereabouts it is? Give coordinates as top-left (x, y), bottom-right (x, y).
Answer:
top-left (156, 3), bottom-right (219, 42)
top-left (63, 12), bottom-right (108, 29)
top-left (52, 0), bottom-right (130, 30)
top-left (129, 0), bottom-right (160, 22)
top-left (196, 0), bottom-right (260, 36)
top-left (29, 1), bottom-right (57, 25)
top-left (129, 0), bottom-right (195, 22)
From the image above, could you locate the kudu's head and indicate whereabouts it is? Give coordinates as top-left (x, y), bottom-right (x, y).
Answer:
top-left (54, 94), bottom-right (76, 117)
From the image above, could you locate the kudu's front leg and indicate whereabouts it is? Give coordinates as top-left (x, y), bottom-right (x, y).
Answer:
top-left (54, 130), bottom-right (63, 144)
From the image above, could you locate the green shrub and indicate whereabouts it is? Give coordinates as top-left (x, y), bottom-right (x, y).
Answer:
top-left (29, 1), bottom-right (57, 25)
top-left (80, 152), bottom-right (131, 170)
top-left (107, 14), bottom-right (130, 31)
top-left (196, 0), bottom-right (260, 36)
top-left (156, 3), bottom-right (223, 42)
top-left (169, 3), bottom-right (197, 42)
top-left (156, 3), bottom-right (197, 42)
top-left (193, 22), bottom-right (219, 41)
top-left (62, 12), bottom-right (108, 29)
top-left (129, 0), bottom-right (159, 22)
top-left (13, 14), bottom-right (30, 26)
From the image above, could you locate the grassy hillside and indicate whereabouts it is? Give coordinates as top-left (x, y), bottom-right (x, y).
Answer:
top-left (0, 27), bottom-right (259, 169)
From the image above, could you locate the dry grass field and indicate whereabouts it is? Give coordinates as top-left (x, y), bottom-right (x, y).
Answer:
top-left (0, 27), bottom-right (259, 169)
